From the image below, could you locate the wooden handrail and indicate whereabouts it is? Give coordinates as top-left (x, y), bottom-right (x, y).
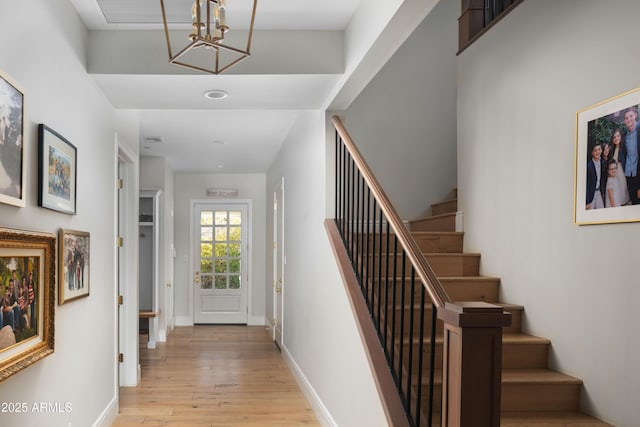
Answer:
top-left (332, 116), bottom-right (451, 309)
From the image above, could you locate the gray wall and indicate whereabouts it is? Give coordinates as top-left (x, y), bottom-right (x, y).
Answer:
top-left (266, 111), bottom-right (387, 426)
top-left (343, 0), bottom-right (458, 220)
top-left (457, 1), bottom-right (640, 426)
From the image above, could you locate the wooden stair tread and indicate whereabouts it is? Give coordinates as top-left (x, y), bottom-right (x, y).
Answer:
top-left (405, 333), bottom-right (549, 345)
top-left (501, 411), bottom-right (613, 426)
top-left (420, 368), bottom-right (580, 386)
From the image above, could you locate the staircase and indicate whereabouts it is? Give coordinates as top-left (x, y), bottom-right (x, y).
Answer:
top-left (408, 191), bottom-right (612, 426)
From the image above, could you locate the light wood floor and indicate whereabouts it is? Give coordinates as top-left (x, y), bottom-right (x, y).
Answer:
top-left (112, 326), bottom-right (320, 427)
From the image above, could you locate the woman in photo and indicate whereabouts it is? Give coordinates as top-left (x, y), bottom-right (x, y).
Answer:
top-left (609, 128), bottom-right (630, 206)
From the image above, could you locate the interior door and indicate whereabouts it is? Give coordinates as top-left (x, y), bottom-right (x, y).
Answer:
top-left (274, 178), bottom-right (284, 348)
top-left (194, 203), bottom-right (248, 324)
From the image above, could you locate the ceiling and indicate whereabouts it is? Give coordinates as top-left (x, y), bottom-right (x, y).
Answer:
top-left (68, 0), bottom-right (362, 173)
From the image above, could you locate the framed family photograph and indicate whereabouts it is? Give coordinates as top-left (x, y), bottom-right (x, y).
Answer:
top-left (58, 229), bottom-right (89, 305)
top-left (0, 227), bottom-right (55, 382)
top-left (575, 87), bottom-right (640, 225)
top-left (0, 70), bottom-right (25, 208)
top-left (38, 124), bottom-right (77, 215)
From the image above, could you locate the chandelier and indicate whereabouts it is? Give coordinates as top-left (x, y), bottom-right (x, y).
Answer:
top-left (159, 0), bottom-right (258, 75)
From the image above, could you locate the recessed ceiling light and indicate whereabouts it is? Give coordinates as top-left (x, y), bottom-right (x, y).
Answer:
top-left (204, 90), bottom-right (228, 100)
top-left (217, 164), bottom-right (224, 169)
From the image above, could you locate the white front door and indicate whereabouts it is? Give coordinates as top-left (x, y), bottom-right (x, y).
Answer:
top-left (193, 203), bottom-right (248, 324)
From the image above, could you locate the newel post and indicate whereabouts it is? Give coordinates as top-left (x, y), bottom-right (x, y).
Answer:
top-left (437, 302), bottom-right (511, 427)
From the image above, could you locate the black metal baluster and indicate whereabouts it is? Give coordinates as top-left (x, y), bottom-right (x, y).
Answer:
top-left (406, 268), bottom-right (416, 419)
top-left (416, 284), bottom-right (426, 427)
top-left (390, 234), bottom-right (398, 371)
top-left (383, 220), bottom-right (390, 351)
top-left (398, 252), bottom-right (406, 404)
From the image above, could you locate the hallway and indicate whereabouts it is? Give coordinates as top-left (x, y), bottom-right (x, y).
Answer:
top-left (112, 326), bottom-right (319, 426)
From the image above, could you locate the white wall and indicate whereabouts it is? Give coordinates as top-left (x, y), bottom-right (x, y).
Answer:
top-left (0, 1), bottom-right (118, 426)
top-left (457, 1), bottom-right (640, 426)
top-left (266, 112), bottom-right (387, 426)
top-left (343, 0), bottom-right (458, 220)
top-left (173, 173), bottom-right (266, 326)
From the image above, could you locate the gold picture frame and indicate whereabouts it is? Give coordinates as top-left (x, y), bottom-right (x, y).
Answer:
top-left (575, 87), bottom-right (640, 224)
top-left (58, 229), bottom-right (89, 305)
top-left (0, 227), bottom-right (55, 382)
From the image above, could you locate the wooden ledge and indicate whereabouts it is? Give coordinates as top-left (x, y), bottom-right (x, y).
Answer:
top-left (139, 311), bottom-right (157, 319)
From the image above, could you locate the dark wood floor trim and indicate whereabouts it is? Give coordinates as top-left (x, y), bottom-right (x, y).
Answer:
top-left (324, 219), bottom-right (410, 427)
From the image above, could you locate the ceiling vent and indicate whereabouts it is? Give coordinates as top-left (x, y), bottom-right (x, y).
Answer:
top-left (144, 136), bottom-right (163, 144)
top-left (206, 188), bottom-right (238, 198)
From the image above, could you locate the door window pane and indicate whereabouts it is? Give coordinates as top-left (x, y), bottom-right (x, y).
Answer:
top-left (201, 275), bottom-right (213, 289)
top-left (200, 243), bottom-right (213, 259)
top-left (215, 259), bottom-right (227, 274)
top-left (229, 243), bottom-right (241, 257)
top-left (229, 211), bottom-right (241, 225)
top-left (229, 259), bottom-right (240, 274)
top-left (229, 227), bottom-right (241, 242)
top-left (215, 227), bottom-right (227, 241)
top-left (200, 226), bottom-right (213, 242)
top-left (215, 275), bottom-right (227, 289)
top-left (201, 259), bottom-right (213, 274)
top-left (201, 211), bottom-right (213, 225)
top-left (215, 211), bottom-right (228, 225)
top-left (215, 243), bottom-right (227, 256)
top-left (229, 275), bottom-right (240, 289)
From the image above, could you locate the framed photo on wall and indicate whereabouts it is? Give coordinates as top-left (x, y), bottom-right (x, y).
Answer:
top-left (58, 229), bottom-right (90, 305)
top-left (38, 124), bottom-right (77, 214)
top-left (575, 87), bottom-right (640, 225)
top-left (0, 70), bottom-right (25, 208)
top-left (0, 227), bottom-right (55, 382)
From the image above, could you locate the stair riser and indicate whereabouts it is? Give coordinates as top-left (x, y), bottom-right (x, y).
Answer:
top-left (431, 200), bottom-right (457, 216)
top-left (501, 384), bottom-right (580, 412)
top-left (364, 254), bottom-right (480, 277)
top-left (370, 277), bottom-right (501, 304)
top-left (359, 233), bottom-right (464, 253)
top-left (410, 214), bottom-right (456, 232)
top-left (419, 382), bottom-right (581, 414)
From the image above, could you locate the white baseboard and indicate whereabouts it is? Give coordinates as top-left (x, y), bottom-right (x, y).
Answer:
top-left (175, 315), bottom-right (193, 326)
top-left (176, 315), bottom-right (264, 327)
top-left (248, 315), bottom-right (265, 326)
top-left (92, 394), bottom-right (118, 427)
top-left (282, 347), bottom-right (337, 427)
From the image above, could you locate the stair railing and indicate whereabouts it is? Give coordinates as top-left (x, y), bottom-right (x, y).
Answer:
top-left (330, 116), bottom-right (510, 427)
top-left (332, 116), bottom-right (450, 426)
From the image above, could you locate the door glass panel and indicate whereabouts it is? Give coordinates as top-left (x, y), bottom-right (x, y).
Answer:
top-left (229, 275), bottom-right (240, 289)
top-left (202, 275), bottom-right (213, 289)
top-left (201, 211), bottom-right (213, 225)
top-left (229, 243), bottom-right (240, 256)
top-left (198, 207), bottom-right (243, 293)
top-left (200, 226), bottom-right (213, 241)
top-left (215, 259), bottom-right (227, 273)
top-left (229, 211), bottom-right (241, 225)
top-left (200, 243), bottom-right (212, 258)
top-left (215, 211), bottom-right (228, 225)
top-left (215, 275), bottom-right (227, 289)
top-left (230, 259), bottom-right (240, 274)
top-left (201, 259), bottom-right (212, 273)
top-left (215, 227), bottom-right (227, 241)
top-left (215, 243), bottom-right (227, 256)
